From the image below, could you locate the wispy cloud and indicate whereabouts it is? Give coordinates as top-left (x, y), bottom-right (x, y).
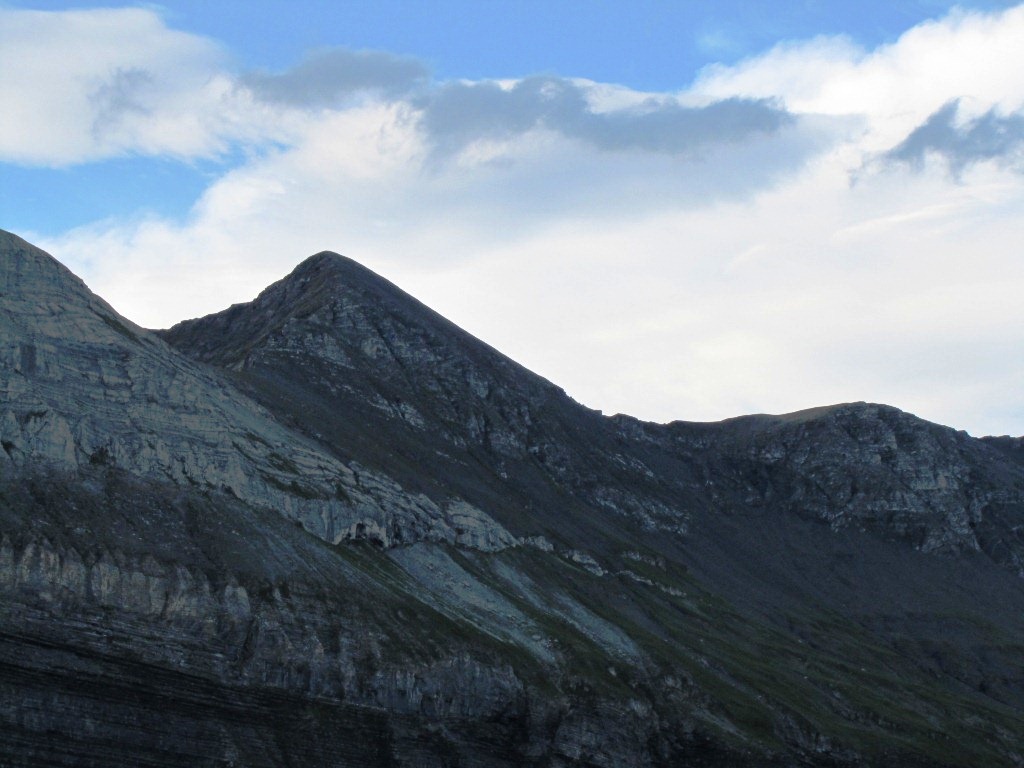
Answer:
top-left (0, 8), bottom-right (801, 173)
top-left (416, 76), bottom-right (792, 157)
top-left (89, 67), bottom-right (155, 139)
top-left (880, 99), bottom-right (1024, 176)
top-left (0, 8), bottom-right (237, 165)
top-left (241, 48), bottom-right (430, 107)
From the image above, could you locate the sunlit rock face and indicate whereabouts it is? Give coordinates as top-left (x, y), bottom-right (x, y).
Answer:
top-left (3, 228), bottom-right (1024, 767)
top-left (0, 231), bottom-right (517, 553)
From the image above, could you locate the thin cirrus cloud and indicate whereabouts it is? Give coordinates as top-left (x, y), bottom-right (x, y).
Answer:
top-left (880, 99), bottom-right (1024, 176)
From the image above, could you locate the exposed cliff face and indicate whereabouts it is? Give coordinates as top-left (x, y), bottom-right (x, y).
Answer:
top-left (3, 230), bottom-right (1024, 766)
top-left (0, 231), bottom-right (516, 552)
top-left (0, 473), bottom-right (539, 767)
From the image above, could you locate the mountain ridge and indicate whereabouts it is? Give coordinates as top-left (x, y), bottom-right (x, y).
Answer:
top-left (3, 228), bottom-right (1024, 766)
top-left (158, 244), bottom-right (1024, 571)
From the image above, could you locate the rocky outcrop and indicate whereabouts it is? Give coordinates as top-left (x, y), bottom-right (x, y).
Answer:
top-left (658, 403), bottom-right (1024, 572)
top-left (0, 533), bottom-right (535, 766)
top-left (0, 487), bottom-right (721, 768)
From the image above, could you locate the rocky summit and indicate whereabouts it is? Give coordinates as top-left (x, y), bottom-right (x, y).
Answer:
top-left (2, 228), bottom-right (1023, 767)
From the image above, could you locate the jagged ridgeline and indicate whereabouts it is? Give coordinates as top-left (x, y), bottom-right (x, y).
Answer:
top-left (2, 227), bottom-right (1023, 767)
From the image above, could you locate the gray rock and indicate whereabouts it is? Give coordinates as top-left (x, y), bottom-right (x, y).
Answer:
top-left (3, 229), bottom-right (1024, 767)
top-left (0, 230), bottom-right (514, 554)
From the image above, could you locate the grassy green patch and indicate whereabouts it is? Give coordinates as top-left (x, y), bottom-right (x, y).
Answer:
top-left (92, 308), bottom-right (140, 343)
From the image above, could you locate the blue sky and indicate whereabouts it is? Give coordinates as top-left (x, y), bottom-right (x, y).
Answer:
top-left (5, 0), bottom-right (1019, 233)
top-left (16, 2), bottom-right (1015, 84)
top-left (2, 2), bottom-right (1024, 435)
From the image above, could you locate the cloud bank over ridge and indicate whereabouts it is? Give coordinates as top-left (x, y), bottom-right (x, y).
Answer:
top-left (3, 4), bottom-right (1024, 437)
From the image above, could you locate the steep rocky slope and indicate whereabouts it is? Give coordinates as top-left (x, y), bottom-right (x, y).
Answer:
top-left (3, 230), bottom-right (1024, 766)
top-left (0, 231), bottom-right (516, 550)
top-left (162, 250), bottom-right (1024, 575)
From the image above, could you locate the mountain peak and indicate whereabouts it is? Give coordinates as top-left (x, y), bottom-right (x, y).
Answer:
top-left (7, 230), bottom-right (1024, 766)
top-left (1, 228), bottom-right (147, 351)
top-left (295, 249), bottom-right (352, 268)
top-left (273, 249), bottom-right (427, 320)
top-left (158, 248), bottom-right (427, 368)
top-left (1, 228), bottom-right (91, 302)
top-left (263, 249), bottom-right (380, 305)
top-left (287, 250), bottom-right (366, 282)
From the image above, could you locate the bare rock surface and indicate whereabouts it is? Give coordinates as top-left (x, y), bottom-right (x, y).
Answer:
top-left (162, 250), bottom-right (1024, 576)
top-left (3, 229), bottom-right (1024, 766)
top-left (0, 230), bottom-right (515, 552)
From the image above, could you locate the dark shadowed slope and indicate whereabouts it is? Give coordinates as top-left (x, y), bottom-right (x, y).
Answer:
top-left (163, 250), bottom-right (1024, 574)
top-left (162, 247), bottom-right (1024, 761)
top-left (3, 230), bottom-right (1024, 766)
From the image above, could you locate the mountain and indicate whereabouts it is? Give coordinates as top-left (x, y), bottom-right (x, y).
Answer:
top-left (3, 229), bottom-right (1024, 766)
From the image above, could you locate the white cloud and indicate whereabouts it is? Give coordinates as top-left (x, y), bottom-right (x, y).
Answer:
top-left (0, 7), bottom-right (278, 164)
top-left (694, 5), bottom-right (1024, 148)
top-left (14, 4), bottom-right (1024, 436)
top-left (419, 156), bottom-right (1024, 435)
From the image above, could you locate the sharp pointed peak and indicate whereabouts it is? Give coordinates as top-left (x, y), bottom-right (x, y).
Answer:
top-left (287, 249), bottom-right (374, 280)
top-left (267, 248), bottom-right (403, 305)
top-left (159, 245), bottom-right (423, 362)
top-left (295, 249), bottom-right (352, 269)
